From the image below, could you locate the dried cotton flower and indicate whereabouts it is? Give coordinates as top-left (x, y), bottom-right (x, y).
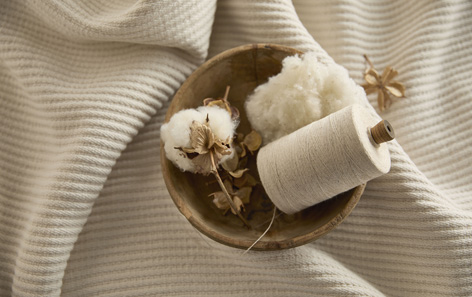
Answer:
top-left (161, 92), bottom-right (251, 227)
top-left (162, 88), bottom-right (263, 228)
top-left (361, 55), bottom-right (406, 112)
top-left (161, 106), bottom-right (238, 174)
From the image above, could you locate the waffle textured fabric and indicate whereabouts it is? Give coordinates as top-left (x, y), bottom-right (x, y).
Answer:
top-left (1, 1), bottom-right (471, 296)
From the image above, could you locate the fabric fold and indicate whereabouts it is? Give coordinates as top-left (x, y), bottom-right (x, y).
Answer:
top-left (1, 0), bottom-right (471, 296)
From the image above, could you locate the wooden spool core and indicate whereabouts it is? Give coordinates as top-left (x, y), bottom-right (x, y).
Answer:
top-left (371, 120), bottom-right (395, 144)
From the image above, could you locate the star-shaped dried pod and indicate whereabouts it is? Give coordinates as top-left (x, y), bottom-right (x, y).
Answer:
top-left (361, 55), bottom-right (406, 112)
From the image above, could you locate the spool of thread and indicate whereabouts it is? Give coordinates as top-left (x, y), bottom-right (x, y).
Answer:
top-left (257, 104), bottom-right (394, 215)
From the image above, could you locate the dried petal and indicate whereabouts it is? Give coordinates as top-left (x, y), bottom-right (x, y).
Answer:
top-left (237, 133), bottom-right (244, 143)
top-left (243, 173), bottom-right (258, 187)
top-left (191, 153), bottom-right (213, 175)
top-left (377, 89), bottom-right (385, 112)
top-left (213, 142), bottom-right (232, 162)
top-left (228, 168), bottom-right (249, 178)
top-left (221, 151), bottom-right (239, 172)
top-left (202, 97), bottom-right (214, 106)
top-left (238, 156), bottom-right (248, 169)
top-left (189, 121), bottom-right (214, 154)
top-left (243, 130), bottom-right (262, 152)
top-left (385, 82), bottom-right (405, 98)
top-left (362, 84), bottom-right (377, 95)
top-left (210, 191), bottom-right (230, 211)
top-left (239, 144), bottom-right (247, 158)
top-left (176, 146), bottom-right (196, 154)
top-left (383, 91), bottom-right (392, 110)
top-left (223, 179), bottom-right (234, 194)
top-left (233, 175), bottom-right (248, 188)
top-left (235, 187), bottom-right (252, 204)
top-left (229, 105), bottom-right (240, 120)
top-left (364, 68), bottom-right (380, 85)
top-left (231, 196), bottom-right (245, 215)
top-left (381, 66), bottom-right (398, 84)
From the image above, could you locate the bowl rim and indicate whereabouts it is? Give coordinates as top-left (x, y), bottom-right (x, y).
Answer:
top-left (161, 43), bottom-right (365, 250)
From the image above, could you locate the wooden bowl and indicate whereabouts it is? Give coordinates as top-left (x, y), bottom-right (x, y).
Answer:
top-left (161, 44), bottom-right (365, 250)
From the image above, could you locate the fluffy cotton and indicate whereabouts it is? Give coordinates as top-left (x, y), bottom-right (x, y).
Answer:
top-left (160, 106), bottom-right (238, 173)
top-left (245, 52), bottom-right (366, 144)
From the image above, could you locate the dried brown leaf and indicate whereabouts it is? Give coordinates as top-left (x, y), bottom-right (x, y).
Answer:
top-left (191, 153), bottom-right (213, 175)
top-left (228, 168), bottom-right (249, 178)
top-left (223, 179), bottom-right (234, 194)
top-left (238, 156), bottom-right (248, 169)
top-left (243, 130), bottom-right (262, 152)
top-left (213, 141), bottom-right (232, 160)
top-left (244, 173), bottom-right (258, 187)
top-left (239, 144), bottom-right (247, 158)
top-left (231, 196), bottom-right (245, 215)
top-left (233, 174), bottom-right (248, 188)
top-left (210, 191), bottom-right (230, 211)
top-left (235, 187), bottom-right (252, 204)
top-left (221, 152), bottom-right (239, 172)
top-left (237, 133), bottom-right (244, 143)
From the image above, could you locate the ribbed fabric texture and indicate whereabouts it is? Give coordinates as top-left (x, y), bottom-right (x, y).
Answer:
top-left (0, 0), bottom-right (471, 296)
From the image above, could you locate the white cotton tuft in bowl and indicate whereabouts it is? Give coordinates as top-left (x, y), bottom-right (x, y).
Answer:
top-left (160, 106), bottom-right (238, 173)
top-left (245, 52), bottom-right (366, 144)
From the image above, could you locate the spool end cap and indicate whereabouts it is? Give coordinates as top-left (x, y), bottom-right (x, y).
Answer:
top-left (371, 120), bottom-right (395, 144)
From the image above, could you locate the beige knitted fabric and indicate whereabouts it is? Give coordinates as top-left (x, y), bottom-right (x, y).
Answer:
top-left (1, 1), bottom-right (471, 296)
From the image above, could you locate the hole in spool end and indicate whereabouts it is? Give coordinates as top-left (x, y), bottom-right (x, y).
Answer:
top-left (371, 120), bottom-right (395, 144)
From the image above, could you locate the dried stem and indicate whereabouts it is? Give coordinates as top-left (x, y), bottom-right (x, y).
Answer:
top-left (210, 151), bottom-right (250, 228)
top-left (223, 85), bottom-right (231, 101)
top-left (364, 54), bottom-right (374, 69)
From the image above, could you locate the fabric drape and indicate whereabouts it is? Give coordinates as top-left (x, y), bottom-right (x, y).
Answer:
top-left (1, 1), bottom-right (471, 296)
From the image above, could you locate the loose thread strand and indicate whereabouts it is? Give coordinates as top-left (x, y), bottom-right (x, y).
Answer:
top-left (242, 206), bottom-right (277, 255)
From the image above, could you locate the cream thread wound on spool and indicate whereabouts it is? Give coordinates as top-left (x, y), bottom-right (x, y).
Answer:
top-left (257, 104), bottom-right (394, 215)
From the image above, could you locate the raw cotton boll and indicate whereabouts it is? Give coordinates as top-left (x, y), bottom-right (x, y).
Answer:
top-left (161, 106), bottom-right (238, 173)
top-left (196, 106), bottom-right (238, 142)
top-left (245, 53), bottom-right (323, 144)
top-left (245, 52), bottom-right (365, 144)
top-left (319, 63), bottom-right (364, 117)
top-left (161, 109), bottom-right (203, 172)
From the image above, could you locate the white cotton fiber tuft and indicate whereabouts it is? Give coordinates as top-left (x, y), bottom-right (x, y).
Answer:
top-left (196, 106), bottom-right (237, 142)
top-left (160, 106), bottom-right (238, 173)
top-left (245, 52), bottom-right (365, 144)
